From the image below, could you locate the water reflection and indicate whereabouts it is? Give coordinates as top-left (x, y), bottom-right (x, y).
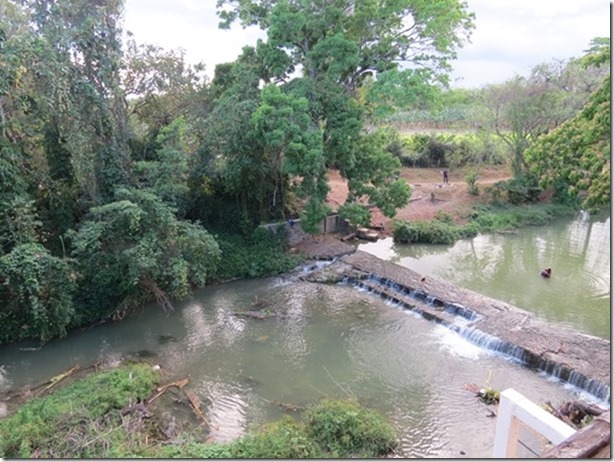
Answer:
top-left (360, 214), bottom-right (611, 339)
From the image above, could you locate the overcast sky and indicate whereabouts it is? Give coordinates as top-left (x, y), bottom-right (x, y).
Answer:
top-left (123, 0), bottom-right (611, 89)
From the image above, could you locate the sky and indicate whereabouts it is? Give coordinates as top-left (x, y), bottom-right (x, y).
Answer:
top-left (123, 0), bottom-right (611, 89)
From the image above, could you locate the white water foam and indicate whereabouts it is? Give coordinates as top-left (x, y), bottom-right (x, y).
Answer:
top-left (432, 324), bottom-right (486, 360)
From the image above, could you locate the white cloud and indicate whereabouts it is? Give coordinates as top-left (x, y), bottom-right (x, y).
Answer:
top-left (123, 0), bottom-right (611, 88)
top-left (451, 0), bottom-right (611, 87)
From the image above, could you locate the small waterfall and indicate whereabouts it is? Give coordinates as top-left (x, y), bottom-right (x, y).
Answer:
top-left (454, 326), bottom-right (610, 403)
top-left (337, 272), bottom-right (610, 402)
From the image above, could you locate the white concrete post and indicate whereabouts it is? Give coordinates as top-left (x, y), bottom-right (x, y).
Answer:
top-left (493, 388), bottom-right (577, 458)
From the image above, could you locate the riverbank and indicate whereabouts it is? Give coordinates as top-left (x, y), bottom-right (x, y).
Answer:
top-left (305, 250), bottom-right (610, 402)
top-left (0, 362), bottom-right (397, 458)
top-left (325, 166), bottom-right (514, 236)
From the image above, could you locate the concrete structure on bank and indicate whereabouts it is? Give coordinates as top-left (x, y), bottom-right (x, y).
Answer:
top-left (305, 250), bottom-right (611, 401)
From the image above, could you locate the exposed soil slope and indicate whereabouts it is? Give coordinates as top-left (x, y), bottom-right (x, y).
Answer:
top-left (325, 166), bottom-right (512, 236)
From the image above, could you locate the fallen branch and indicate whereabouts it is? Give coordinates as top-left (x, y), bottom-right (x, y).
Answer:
top-left (184, 389), bottom-right (210, 426)
top-left (148, 377), bottom-right (189, 404)
top-left (323, 365), bottom-right (352, 398)
top-left (37, 366), bottom-right (80, 395)
top-left (263, 398), bottom-right (305, 412)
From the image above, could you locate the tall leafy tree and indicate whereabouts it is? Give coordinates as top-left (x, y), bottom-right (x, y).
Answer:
top-left (215, 0), bottom-right (473, 225)
top-left (26, 0), bottom-right (132, 203)
top-left (479, 51), bottom-right (608, 178)
top-left (525, 38), bottom-right (610, 211)
top-left (69, 188), bottom-right (221, 324)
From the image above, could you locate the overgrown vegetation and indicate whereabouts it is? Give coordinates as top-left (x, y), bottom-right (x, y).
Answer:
top-left (394, 133), bottom-right (507, 168)
top-left (0, 363), bottom-right (398, 459)
top-left (211, 227), bottom-right (302, 281)
top-left (393, 203), bottom-right (575, 245)
top-left (0, 363), bottom-right (160, 458)
top-left (0, 0), bottom-right (609, 351)
top-left (0, 0), bottom-right (476, 345)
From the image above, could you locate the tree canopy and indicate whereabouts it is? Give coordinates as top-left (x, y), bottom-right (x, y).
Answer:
top-left (0, 0), bottom-right (479, 344)
top-left (525, 38), bottom-right (611, 211)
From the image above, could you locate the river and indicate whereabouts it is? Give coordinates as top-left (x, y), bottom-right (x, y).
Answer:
top-left (0, 212), bottom-right (609, 457)
top-left (359, 211), bottom-right (611, 339)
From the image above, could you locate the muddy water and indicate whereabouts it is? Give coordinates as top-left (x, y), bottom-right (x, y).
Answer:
top-left (359, 212), bottom-right (610, 339)
top-left (0, 274), bottom-right (592, 457)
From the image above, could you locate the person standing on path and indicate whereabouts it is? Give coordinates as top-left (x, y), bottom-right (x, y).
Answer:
top-left (442, 169), bottom-right (449, 184)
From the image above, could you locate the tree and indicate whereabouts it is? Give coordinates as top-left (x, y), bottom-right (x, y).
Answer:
top-left (525, 38), bottom-right (610, 212)
top-left (479, 52), bottom-right (608, 178)
top-left (122, 37), bottom-right (207, 161)
top-left (217, 0), bottom-right (474, 91)
top-left (69, 188), bottom-right (221, 323)
top-left (25, 0), bottom-right (132, 203)
top-left (251, 84), bottom-right (329, 228)
top-left (0, 243), bottom-right (75, 343)
top-left (134, 117), bottom-right (191, 216)
top-left (214, 0), bottom-right (471, 226)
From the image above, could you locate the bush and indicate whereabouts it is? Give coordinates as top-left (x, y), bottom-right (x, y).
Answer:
top-left (393, 220), bottom-right (459, 245)
top-left (304, 398), bottom-right (398, 458)
top-left (231, 417), bottom-right (322, 458)
top-left (496, 175), bottom-right (541, 204)
top-left (398, 133), bottom-right (507, 168)
top-left (212, 228), bottom-right (301, 281)
top-left (465, 169), bottom-right (480, 195)
top-left (393, 203), bottom-right (574, 245)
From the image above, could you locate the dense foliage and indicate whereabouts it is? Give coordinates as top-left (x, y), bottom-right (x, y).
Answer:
top-left (0, 0), bottom-right (478, 345)
top-left (525, 40), bottom-right (610, 212)
top-left (0, 363), bottom-right (398, 459)
top-left (1, 0), bottom-right (605, 348)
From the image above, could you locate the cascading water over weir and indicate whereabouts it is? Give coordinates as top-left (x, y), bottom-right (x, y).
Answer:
top-left (306, 250), bottom-right (611, 404)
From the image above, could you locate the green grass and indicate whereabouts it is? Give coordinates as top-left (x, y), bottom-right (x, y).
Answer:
top-left (1, 364), bottom-right (398, 459)
top-left (0, 363), bottom-right (160, 458)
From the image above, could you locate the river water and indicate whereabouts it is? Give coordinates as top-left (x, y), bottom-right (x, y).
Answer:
top-left (0, 213), bottom-right (609, 457)
top-left (360, 211), bottom-right (611, 339)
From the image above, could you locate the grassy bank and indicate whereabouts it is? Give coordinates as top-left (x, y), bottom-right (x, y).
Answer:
top-left (0, 363), bottom-right (397, 459)
top-left (393, 203), bottom-right (576, 245)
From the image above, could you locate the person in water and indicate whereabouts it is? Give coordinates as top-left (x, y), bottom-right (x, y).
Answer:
top-left (541, 268), bottom-right (552, 278)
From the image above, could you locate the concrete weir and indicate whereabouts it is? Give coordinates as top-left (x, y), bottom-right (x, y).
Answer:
top-left (305, 250), bottom-right (611, 402)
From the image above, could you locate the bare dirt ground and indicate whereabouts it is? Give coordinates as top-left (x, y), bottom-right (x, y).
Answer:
top-left (325, 166), bottom-right (512, 237)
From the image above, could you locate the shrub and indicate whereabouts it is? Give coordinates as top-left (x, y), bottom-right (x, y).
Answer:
top-left (434, 210), bottom-right (454, 224)
top-left (497, 175), bottom-right (541, 204)
top-left (231, 417), bottom-right (322, 458)
top-left (393, 220), bottom-right (459, 245)
top-left (465, 169), bottom-right (480, 195)
top-left (304, 398), bottom-right (398, 458)
top-left (212, 228), bottom-right (301, 281)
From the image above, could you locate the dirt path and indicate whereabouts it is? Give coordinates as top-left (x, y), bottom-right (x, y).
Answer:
top-left (325, 166), bottom-right (511, 236)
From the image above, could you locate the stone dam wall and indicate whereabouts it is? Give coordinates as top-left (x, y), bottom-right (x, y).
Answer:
top-left (305, 250), bottom-right (611, 402)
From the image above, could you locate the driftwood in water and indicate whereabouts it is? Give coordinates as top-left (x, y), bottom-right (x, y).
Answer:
top-left (234, 310), bottom-right (272, 319)
top-left (263, 398), bottom-right (305, 412)
top-left (36, 365), bottom-right (80, 396)
top-left (465, 383), bottom-right (500, 405)
top-left (540, 412), bottom-right (610, 458)
top-left (184, 389), bottom-right (209, 426)
top-left (149, 377), bottom-right (189, 404)
top-left (545, 400), bottom-right (606, 429)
